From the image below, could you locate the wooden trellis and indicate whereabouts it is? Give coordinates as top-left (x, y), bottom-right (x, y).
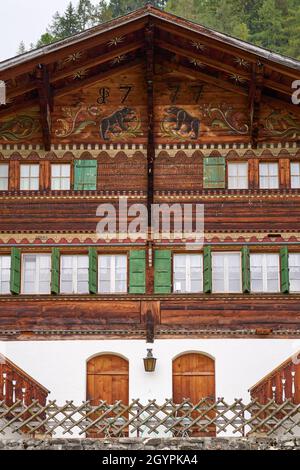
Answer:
top-left (1, 398), bottom-right (300, 438)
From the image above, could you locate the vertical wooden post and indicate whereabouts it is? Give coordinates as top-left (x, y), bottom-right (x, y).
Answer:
top-left (36, 64), bottom-right (53, 152)
top-left (249, 61), bottom-right (264, 149)
top-left (145, 21), bottom-right (155, 294)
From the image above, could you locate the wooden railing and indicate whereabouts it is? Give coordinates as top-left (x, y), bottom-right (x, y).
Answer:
top-left (0, 398), bottom-right (300, 438)
top-left (0, 354), bottom-right (49, 407)
top-left (250, 353), bottom-right (300, 404)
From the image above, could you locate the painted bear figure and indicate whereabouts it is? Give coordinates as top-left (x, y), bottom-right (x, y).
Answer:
top-left (166, 107), bottom-right (200, 139)
top-left (100, 107), bottom-right (136, 140)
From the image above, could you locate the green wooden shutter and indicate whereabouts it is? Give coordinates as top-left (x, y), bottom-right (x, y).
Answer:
top-left (129, 250), bottom-right (146, 294)
top-left (203, 157), bottom-right (225, 189)
top-left (51, 247), bottom-right (60, 295)
top-left (154, 250), bottom-right (171, 294)
top-left (10, 247), bottom-right (21, 295)
top-left (74, 160), bottom-right (97, 190)
top-left (89, 247), bottom-right (98, 294)
top-left (280, 246), bottom-right (289, 294)
top-left (241, 246), bottom-right (250, 293)
top-left (203, 246), bottom-right (212, 293)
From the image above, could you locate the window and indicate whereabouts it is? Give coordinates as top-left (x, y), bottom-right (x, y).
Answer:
top-left (98, 255), bottom-right (127, 293)
top-left (74, 160), bottom-right (97, 190)
top-left (289, 253), bottom-right (300, 292)
top-left (259, 162), bottom-right (279, 189)
top-left (212, 252), bottom-right (241, 293)
top-left (60, 255), bottom-right (89, 294)
top-left (173, 254), bottom-right (203, 293)
top-left (291, 162), bottom-right (300, 189)
top-left (0, 256), bottom-right (11, 294)
top-left (22, 254), bottom-right (51, 294)
top-left (250, 253), bottom-right (280, 292)
top-left (0, 164), bottom-right (9, 190)
top-left (228, 162), bottom-right (248, 189)
top-left (20, 164), bottom-right (39, 190)
top-left (51, 164), bottom-right (71, 190)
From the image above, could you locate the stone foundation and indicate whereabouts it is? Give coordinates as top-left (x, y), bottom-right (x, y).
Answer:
top-left (0, 437), bottom-right (300, 450)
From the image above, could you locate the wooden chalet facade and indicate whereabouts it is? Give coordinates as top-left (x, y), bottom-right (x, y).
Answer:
top-left (0, 3), bottom-right (300, 348)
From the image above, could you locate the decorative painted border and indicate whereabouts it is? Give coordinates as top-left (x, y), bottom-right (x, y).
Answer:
top-left (0, 141), bottom-right (299, 160)
top-left (0, 231), bottom-right (300, 244)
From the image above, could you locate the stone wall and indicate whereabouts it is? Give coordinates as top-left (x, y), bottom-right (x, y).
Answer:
top-left (0, 437), bottom-right (300, 450)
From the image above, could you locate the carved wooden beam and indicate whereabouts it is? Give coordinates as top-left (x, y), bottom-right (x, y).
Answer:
top-left (145, 21), bottom-right (155, 232)
top-left (36, 64), bottom-right (52, 151)
top-left (249, 61), bottom-right (264, 148)
top-left (146, 309), bottom-right (155, 343)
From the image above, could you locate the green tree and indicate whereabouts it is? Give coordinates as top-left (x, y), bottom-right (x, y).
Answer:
top-left (48, 2), bottom-right (82, 39)
top-left (17, 41), bottom-right (26, 55)
top-left (36, 33), bottom-right (56, 48)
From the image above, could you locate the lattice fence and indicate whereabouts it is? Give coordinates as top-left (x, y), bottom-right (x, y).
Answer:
top-left (1, 398), bottom-right (300, 438)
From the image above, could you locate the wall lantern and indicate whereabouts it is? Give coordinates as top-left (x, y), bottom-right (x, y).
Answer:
top-left (143, 349), bottom-right (157, 372)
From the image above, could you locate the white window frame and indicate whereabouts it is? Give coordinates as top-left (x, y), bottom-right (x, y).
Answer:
top-left (0, 255), bottom-right (11, 295)
top-left (98, 255), bottom-right (127, 294)
top-left (0, 164), bottom-right (9, 191)
top-left (228, 162), bottom-right (248, 189)
top-left (259, 162), bottom-right (279, 189)
top-left (21, 254), bottom-right (51, 295)
top-left (173, 254), bottom-right (203, 293)
top-left (290, 162), bottom-right (300, 189)
top-left (60, 255), bottom-right (89, 294)
top-left (250, 253), bottom-right (280, 293)
top-left (51, 164), bottom-right (71, 190)
top-left (20, 164), bottom-right (39, 191)
top-left (289, 253), bottom-right (300, 293)
top-left (212, 252), bottom-right (242, 293)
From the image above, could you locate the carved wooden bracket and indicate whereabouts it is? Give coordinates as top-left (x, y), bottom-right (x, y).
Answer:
top-left (146, 309), bottom-right (155, 343)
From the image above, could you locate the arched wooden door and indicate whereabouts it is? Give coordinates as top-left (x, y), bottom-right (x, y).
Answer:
top-left (172, 353), bottom-right (215, 436)
top-left (86, 354), bottom-right (129, 436)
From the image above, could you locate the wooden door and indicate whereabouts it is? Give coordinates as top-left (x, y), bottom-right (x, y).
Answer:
top-left (86, 354), bottom-right (129, 437)
top-left (172, 353), bottom-right (215, 436)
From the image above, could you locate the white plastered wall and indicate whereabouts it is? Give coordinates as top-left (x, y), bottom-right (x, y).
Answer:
top-left (1, 338), bottom-right (299, 403)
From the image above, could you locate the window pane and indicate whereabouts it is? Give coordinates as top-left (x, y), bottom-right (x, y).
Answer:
top-left (20, 165), bottom-right (30, 177)
top-left (51, 165), bottom-right (61, 177)
top-left (0, 256), bottom-right (11, 294)
top-left (30, 178), bottom-right (39, 191)
top-left (0, 164), bottom-right (8, 178)
top-left (30, 165), bottom-right (39, 177)
top-left (212, 253), bottom-right (224, 292)
top-left (289, 253), bottom-right (300, 292)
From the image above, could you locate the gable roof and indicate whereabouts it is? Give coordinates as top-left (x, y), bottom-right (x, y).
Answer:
top-left (1, 4), bottom-right (300, 73)
top-left (0, 4), bottom-right (299, 125)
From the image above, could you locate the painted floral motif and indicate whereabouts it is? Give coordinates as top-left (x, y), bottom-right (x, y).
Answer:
top-left (55, 104), bottom-right (142, 141)
top-left (263, 109), bottom-right (300, 138)
top-left (107, 36), bottom-right (125, 47)
top-left (0, 114), bottom-right (40, 141)
top-left (199, 103), bottom-right (249, 135)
